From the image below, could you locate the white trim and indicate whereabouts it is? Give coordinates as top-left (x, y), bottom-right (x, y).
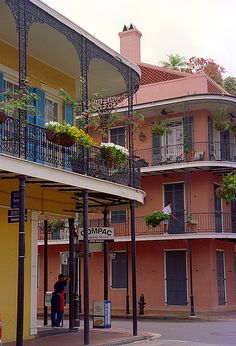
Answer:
top-left (0, 155), bottom-right (145, 204)
top-left (0, 63), bottom-right (18, 81)
top-left (141, 160), bottom-right (236, 174)
top-left (30, 211), bottom-right (40, 336)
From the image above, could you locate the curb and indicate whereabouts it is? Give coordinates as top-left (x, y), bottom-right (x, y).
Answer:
top-left (96, 334), bottom-right (154, 346)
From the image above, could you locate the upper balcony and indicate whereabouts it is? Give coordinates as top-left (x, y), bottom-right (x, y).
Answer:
top-left (0, 115), bottom-right (141, 189)
top-left (135, 141), bottom-right (236, 175)
top-left (38, 212), bottom-right (236, 243)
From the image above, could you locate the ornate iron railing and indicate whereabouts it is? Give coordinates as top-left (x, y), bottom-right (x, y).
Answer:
top-left (0, 116), bottom-right (140, 188)
top-left (38, 212), bottom-right (236, 241)
top-left (135, 142), bottom-right (236, 167)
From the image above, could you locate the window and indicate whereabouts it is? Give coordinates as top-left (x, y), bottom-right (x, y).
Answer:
top-left (45, 98), bottom-right (59, 123)
top-left (3, 79), bottom-right (18, 93)
top-left (111, 252), bottom-right (127, 289)
top-left (110, 210), bottom-right (127, 224)
top-left (110, 127), bottom-right (125, 147)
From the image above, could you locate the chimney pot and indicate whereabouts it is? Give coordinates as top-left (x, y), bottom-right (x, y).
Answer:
top-left (119, 25), bottom-right (142, 63)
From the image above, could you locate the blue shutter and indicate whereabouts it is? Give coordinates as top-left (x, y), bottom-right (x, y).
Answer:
top-left (0, 71), bottom-right (4, 153)
top-left (27, 86), bottom-right (36, 124)
top-left (35, 88), bottom-right (45, 163)
top-left (183, 116), bottom-right (193, 153)
top-left (220, 130), bottom-right (230, 161)
top-left (152, 134), bottom-right (161, 165)
top-left (208, 116), bottom-right (214, 160)
top-left (64, 101), bottom-right (74, 171)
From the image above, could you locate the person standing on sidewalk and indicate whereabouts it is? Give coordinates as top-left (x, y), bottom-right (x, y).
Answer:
top-left (51, 274), bottom-right (68, 327)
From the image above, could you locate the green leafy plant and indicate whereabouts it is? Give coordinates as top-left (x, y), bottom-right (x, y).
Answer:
top-left (99, 142), bottom-right (129, 167)
top-left (49, 219), bottom-right (65, 233)
top-left (216, 173), bottom-right (236, 202)
top-left (45, 121), bottom-right (94, 147)
top-left (145, 211), bottom-right (169, 228)
top-left (150, 120), bottom-right (170, 136)
top-left (212, 107), bottom-right (230, 131)
top-left (0, 81), bottom-right (38, 118)
top-left (183, 129), bottom-right (193, 154)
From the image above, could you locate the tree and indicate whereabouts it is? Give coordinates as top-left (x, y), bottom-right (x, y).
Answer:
top-left (159, 54), bottom-right (187, 71)
top-left (223, 76), bottom-right (236, 96)
top-left (187, 57), bottom-right (226, 85)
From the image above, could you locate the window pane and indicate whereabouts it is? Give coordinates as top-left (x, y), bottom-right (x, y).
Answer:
top-left (45, 98), bottom-right (59, 122)
top-left (110, 211), bottom-right (127, 224)
top-left (110, 127), bottom-right (125, 147)
top-left (111, 252), bottom-right (127, 289)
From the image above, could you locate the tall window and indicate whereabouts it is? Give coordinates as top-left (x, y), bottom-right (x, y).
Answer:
top-left (111, 252), bottom-right (127, 289)
top-left (45, 97), bottom-right (59, 123)
top-left (110, 127), bottom-right (126, 147)
top-left (110, 210), bottom-right (127, 224)
top-left (3, 79), bottom-right (18, 93)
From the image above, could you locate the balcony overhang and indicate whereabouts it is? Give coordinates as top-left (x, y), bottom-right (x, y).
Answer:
top-left (118, 94), bottom-right (236, 118)
top-left (141, 161), bottom-right (236, 176)
top-left (0, 154), bottom-right (145, 212)
top-left (115, 232), bottom-right (236, 242)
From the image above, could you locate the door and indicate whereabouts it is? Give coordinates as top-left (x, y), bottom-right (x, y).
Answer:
top-left (163, 122), bottom-right (183, 163)
top-left (214, 184), bottom-right (223, 232)
top-left (165, 250), bottom-right (187, 305)
top-left (164, 183), bottom-right (185, 234)
top-left (216, 251), bottom-right (226, 305)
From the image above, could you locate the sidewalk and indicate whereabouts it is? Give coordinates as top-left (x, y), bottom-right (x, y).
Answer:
top-left (5, 327), bottom-right (153, 346)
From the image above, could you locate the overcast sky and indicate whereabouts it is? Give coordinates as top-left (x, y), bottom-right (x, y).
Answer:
top-left (43, 0), bottom-right (236, 77)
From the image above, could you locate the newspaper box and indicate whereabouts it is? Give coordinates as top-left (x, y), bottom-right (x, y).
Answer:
top-left (45, 291), bottom-right (53, 307)
top-left (93, 300), bottom-right (111, 328)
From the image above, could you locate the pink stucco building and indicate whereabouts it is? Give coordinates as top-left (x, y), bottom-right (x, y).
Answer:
top-left (38, 25), bottom-right (236, 315)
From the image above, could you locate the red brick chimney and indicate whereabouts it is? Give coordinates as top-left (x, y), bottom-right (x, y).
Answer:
top-left (118, 24), bottom-right (142, 63)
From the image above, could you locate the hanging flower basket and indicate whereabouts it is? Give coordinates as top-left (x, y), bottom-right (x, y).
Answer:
top-left (46, 128), bottom-right (75, 147)
top-left (99, 142), bottom-right (129, 168)
top-left (0, 111), bottom-right (7, 124)
top-left (212, 107), bottom-right (230, 132)
top-left (145, 211), bottom-right (169, 228)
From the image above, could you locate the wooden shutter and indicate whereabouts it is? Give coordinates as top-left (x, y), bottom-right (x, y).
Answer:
top-left (111, 252), bottom-right (127, 288)
top-left (64, 101), bottom-right (74, 171)
top-left (183, 116), bottom-right (193, 153)
top-left (208, 116), bottom-right (214, 160)
top-left (0, 71), bottom-right (4, 153)
top-left (152, 134), bottom-right (161, 165)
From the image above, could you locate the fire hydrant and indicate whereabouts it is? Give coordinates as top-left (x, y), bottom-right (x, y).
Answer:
top-left (138, 293), bottom-right (146, 315)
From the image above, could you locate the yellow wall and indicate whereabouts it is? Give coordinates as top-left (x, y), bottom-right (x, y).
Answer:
top-left (0, 40), bottom-right (75, 93)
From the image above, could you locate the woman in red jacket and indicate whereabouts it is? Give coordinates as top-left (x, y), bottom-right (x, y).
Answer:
top-left (51, 274), bottom-right (68, 327)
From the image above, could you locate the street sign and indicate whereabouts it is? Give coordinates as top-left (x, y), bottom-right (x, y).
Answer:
top-left (11, 191), bottom-right (20, 209)
top-left (8, 209), bottom-right (28, 223)
top-left (78, 227), bottom-right (114, 241)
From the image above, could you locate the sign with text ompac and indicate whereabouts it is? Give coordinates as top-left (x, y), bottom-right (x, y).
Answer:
top-left (78, 227), bottom-right (114, 242)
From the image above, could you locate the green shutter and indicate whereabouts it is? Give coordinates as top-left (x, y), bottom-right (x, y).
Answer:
top-left (208, 116), bottom-right (213, 160)
top-left (183, 116), bottom-right (193, 153)
top-left (152, 134), bottom-right (161, 165)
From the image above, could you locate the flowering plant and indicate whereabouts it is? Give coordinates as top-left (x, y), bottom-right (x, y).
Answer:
top-left (45, 121), bottom-right (94, 147)
top-left (212, 107), bottom-right (230, 132)
top-left (99, 142), bottom-right (129, 167)
top-left (145, 211), bottom-right (169, 228)
top-left (0, 81), bottom-right (38, 118)
top-left (216, 173), bottom-right (236, 202)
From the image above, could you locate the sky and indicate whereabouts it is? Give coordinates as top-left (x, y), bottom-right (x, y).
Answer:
top-left (43, 0), bottom-right (236, 77)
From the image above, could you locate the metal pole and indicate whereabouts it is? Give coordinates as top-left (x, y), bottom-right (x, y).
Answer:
top-left (103, 210), bottom-right (109, 301)
top-left (68, 218), bottom-right (75, 329)
top-left (74, 231), bottom-right (80, 327)
top-left (43, 220), bottom-right (48, 325)
top-left (130, 200), bottom-right (137, 336)
top-left (79, 252), bottom-right (82, 313)
top-left (16, 175), bottom-right (26, 346)
top-left (83, 190), bottom-right (89, 345)
top-left (126, 242), bottom-right (130, 314)
top-left (189, 239), bottom-right (195, 316)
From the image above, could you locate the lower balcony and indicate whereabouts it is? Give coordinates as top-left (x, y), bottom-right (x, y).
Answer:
top-left (135, 142), bottom-right (236, 168)
top-left (38, 212), bottom-right (236, 242)
top-left (0, 116), bottom-right (140, 188)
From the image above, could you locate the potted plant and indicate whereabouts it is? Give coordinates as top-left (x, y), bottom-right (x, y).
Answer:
top-left (145, 211), bottom-right (169, 228)
top-left (49, 219), bottom-right (65, 240)
top-left (99, 142), bottom-right (129, 168)
top-left (186, 215), bottom-right (198, 231)
top-left (150, 120), bottom-right (170, 136)
top-left (0, 81), bottom-right (38, 123)
top-left (45, 121), bottom-right (94, 147)
top-left (215, 173), bottom-right (236, 202)
top-left (212, 107), bottom-right (230, 131)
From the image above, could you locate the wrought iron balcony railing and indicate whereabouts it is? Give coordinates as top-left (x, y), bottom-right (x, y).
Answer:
top-left (0, 116), bottom-right (140, 188)
top-left (135, 142), bottom-right (236, 167)
top-left (37, 212), bottom-right (236, 241)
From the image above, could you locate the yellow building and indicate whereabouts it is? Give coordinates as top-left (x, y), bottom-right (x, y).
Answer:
top-left (0, 0), bottom-right (144, 343)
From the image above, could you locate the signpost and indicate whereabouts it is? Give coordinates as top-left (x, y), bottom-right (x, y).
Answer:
top-left (8, 191), bottom-right (27, 223)
top-left (78, 227), bottom-right (114, 242)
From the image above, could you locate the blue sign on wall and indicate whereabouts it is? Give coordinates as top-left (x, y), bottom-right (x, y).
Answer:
top-left (8, 209), bottom-right (28, 223)
top-left (11, 191), bottom-right (20, 209)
